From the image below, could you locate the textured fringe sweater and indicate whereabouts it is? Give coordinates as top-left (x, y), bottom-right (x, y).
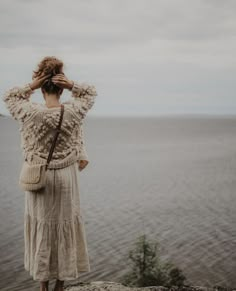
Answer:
top-left (2, 81), bottom-right (97, 169)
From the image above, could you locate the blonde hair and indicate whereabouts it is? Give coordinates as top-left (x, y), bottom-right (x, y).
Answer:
top-left (33, 56), bottom-right (64, 95)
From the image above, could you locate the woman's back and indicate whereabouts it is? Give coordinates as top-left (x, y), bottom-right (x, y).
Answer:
top-left (3, 81), bottom-right (97, 168)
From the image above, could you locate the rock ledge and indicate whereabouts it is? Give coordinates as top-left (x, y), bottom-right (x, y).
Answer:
top-left (65, 281), bottom-right (236, 291)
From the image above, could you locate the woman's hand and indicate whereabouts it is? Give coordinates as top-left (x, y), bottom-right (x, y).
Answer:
top-left (78, 160), bottom-right (89, 171)
top-left (51, 74), bottom-right (74, 90)
top-left (29, 72), bottom-right (51, 90)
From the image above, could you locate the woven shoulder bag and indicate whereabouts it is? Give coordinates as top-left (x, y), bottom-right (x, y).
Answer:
top-left (19, 104), bottom-right (64, 192)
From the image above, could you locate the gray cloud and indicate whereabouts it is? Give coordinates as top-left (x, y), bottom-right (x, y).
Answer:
top-left (0, 0), bottom-right (236, 116)
top-left (1, 0), bottom-right (236, 47)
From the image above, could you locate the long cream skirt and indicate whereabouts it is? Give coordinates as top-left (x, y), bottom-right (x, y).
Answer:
top-left (24, 161), bottom-right (90, 281)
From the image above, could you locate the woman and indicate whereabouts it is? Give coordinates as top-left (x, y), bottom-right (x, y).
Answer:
top-left (2, 56), bottom-right (97, 291)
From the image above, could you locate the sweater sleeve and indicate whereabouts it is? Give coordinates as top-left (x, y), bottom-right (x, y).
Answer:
top-left (66, 81), bottom-right (97, 120)
top-left (78, 125), bottom-right (89, 161)
top-left (2, 83), bottom-right (36, 123)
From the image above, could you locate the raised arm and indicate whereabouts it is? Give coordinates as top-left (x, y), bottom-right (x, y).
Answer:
top-left (2, 84), bottom-right (36, 123)
top-left (51, 74), bottom-right (97, 121)
top-left (2, 72), bottom-right (50, 123)
top-left (68, 81), bottom-right (97, 120)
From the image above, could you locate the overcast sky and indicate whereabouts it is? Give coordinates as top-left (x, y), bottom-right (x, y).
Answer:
top-left (0, 0), bottom-right (236, 117)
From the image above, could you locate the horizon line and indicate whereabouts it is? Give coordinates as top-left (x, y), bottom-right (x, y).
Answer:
top-left (1, 112), bottom-right (236, 119)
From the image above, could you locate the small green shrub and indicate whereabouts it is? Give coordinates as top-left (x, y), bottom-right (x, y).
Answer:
top-left (120, 234), bottom-right (186, 288)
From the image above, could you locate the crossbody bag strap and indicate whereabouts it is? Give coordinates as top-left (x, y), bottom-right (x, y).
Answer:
top-left (45, 104), bottom-right (64, 170)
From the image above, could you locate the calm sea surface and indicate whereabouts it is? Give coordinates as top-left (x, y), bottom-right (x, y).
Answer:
top-left (1, 116), bottom-right (236, 291)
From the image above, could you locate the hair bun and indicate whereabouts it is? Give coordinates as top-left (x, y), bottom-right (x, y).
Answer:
top-left (33, 56), bottom-right (64, 95)
top-left (33, 56), bottom-right (64, 79)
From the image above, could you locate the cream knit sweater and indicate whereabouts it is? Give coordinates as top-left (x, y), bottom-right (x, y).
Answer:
top-left (2, 81), bottom-right (97, 169)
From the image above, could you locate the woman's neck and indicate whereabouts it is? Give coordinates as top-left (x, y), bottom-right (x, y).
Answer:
top-left (44, 95), bottom-right (61, 108)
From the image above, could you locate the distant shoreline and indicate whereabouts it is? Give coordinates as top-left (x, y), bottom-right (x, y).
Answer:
top-left (1, 113), bottom-right (236, 119)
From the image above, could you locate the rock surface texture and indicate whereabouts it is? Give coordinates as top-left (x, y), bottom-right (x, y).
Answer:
top-left (65, 281), bottom-right (235, 291)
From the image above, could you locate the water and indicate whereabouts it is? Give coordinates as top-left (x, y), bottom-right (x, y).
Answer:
top-left (1, 115), bottom-right (236, 290)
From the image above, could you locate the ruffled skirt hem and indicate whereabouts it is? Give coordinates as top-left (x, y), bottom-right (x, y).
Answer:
top-left (24, 213), bottom-right (91, 281)
top-left (24, 265), bottom-right (91, 282)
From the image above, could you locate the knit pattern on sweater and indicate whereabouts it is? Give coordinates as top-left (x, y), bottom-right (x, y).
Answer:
top-left (2, 81), bottom-right (97, 163)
